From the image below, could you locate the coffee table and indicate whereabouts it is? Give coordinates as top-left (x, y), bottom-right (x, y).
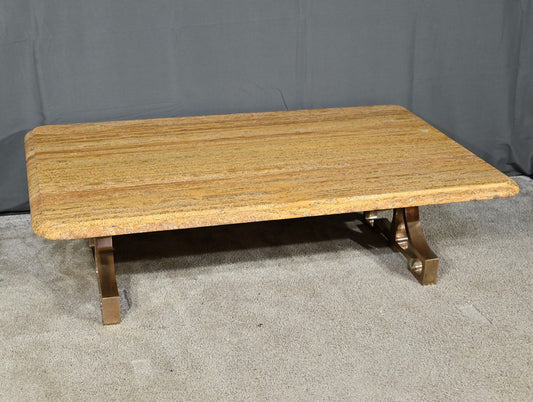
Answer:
top-left (25, 105), bottom-right (519, 324)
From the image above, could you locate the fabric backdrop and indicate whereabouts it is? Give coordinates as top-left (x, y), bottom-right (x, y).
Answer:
top-left (1, 0), bottom-right (532, 212)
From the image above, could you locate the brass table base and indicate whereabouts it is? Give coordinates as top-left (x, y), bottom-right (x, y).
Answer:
top-left (90, 237), bottom-right (120, 325)
top-left (364, 207), bottom-right (439, 285)
top-left (89, 206), bottom-right (439, 324)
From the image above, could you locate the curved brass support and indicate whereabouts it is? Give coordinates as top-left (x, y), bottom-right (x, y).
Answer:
top-left (391, 208), bottom-right (408, 248)
top-left (364, 207), bottom-right (439, 285)
top-left (92, 237), bottom-right (121, 324)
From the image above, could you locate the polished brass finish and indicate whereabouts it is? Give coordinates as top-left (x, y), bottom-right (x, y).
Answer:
top-left (92, 237), bottom-right (120, 324)
top-left (364, 211), bottom-right (378, 227)
top-left (364, 207), bottom-right (439, 285)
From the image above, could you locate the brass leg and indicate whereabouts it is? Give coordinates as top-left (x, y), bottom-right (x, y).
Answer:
top-left (363, 211), bottom-right (378, 227)
top-left (92, 237), bottom-right (121, 324)
top-left (364, 207), bottom-right (439, 285)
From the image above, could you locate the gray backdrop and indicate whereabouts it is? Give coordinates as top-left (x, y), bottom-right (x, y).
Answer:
top-left (1, 0), bottom-right (532, 212)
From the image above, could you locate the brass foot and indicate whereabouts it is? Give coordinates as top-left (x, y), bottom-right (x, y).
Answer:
top-left (364, 207), bottom-right (439, 285)
top-left (92, 237), bottom-right (121, 324)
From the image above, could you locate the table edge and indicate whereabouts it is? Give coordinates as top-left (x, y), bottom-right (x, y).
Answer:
top-left (29, 178), bottom-right (519, 240)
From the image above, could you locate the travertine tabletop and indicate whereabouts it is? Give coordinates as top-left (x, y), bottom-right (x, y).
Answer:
top-left (25, 105), bottom-right (518, 240)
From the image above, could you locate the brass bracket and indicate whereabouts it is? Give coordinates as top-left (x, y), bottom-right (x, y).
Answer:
top-left (90, 237), bottom-right (121, 324)
top-left (364, 207), bottom-right (439, 285)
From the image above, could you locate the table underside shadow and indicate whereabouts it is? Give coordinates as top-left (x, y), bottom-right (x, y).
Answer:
top-left (89, 206), bottom-right (438, 324)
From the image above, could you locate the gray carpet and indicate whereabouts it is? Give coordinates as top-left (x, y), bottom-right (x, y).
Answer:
top-left (0, 176), bottom-right (532, 401)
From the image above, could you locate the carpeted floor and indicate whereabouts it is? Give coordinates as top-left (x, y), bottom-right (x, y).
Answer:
top-left (0, 176), bottom-right (531, 401)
